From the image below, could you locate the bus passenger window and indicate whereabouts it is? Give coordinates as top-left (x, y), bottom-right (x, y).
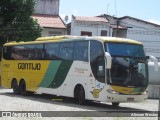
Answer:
top-left (24, 45), bottom-right (35, 60)
top-left (59, 42), bottom-right (73, 60)
top-left (3, 47), bottom-right (12, 60)
top-left (11, 45), bottom-right (31, 60)
top-left (45, 43), bottom-right (60, 60)
top-left (35, 44), bottom-right (44, 60)
top-left (73, 41), bottom-right (88, 62)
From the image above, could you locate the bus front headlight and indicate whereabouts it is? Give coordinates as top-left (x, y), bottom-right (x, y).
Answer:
top-left (141, 91), bottom-right (148, 95)
top-left (107, 89), bottom-right (119, 94)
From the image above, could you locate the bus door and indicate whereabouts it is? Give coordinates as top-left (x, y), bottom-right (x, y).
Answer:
top-left (90, 41), bottom-right (105, 98)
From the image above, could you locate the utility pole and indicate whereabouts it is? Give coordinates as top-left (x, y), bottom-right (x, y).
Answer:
top-left (107, 4), bottom-right (109, 15)
top-left (97, 22), bottom-right (98, 36)
top-left (116, 19), bottom-right (119, 37)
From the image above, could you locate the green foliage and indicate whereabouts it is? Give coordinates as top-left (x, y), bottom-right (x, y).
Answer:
top-left (0, 0), bottom-right (42, 44)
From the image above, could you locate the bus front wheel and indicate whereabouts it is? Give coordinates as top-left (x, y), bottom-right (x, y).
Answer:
top-left (19, 80), bottom-right (28, 96)
top-left (11, 79), bottom-right (19, 95)
top-left (78, 86), bottom-right (85, 105)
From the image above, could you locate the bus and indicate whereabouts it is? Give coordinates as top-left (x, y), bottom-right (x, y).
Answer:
top-left (1, 35), bottom-right (158, 107)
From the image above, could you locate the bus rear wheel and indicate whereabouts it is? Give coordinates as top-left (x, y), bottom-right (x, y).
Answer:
top-left (112, 102), bottom-right (120, 107)
top-left (78, 86), bottom-right (85, 105)
top-left (19, 80), bottom-right (28, 96)
top-left (11, 80), bottom-right (19, 95)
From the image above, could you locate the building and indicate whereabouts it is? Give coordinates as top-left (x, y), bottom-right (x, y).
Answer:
top-left (32, 14), bottom-right (66, 36)
top-left (98, 14), bottom-right (127, 38)
top-left (70, 15), bottom-right (110, 36)
top-left (33, 0), bottom-right (66, 36)
top-left (119, 16), bottom-right (160, 59)
top-left (69, 14), bottom-right (160, 59)
top-left (99, 14), bottom-right (160, 60)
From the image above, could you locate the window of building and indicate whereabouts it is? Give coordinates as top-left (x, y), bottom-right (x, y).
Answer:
top-left (101, 30), bottom-right (107, 36)
top-left (81, 31), bottom-right (92, 36)
top-left (49, 31), bottom-right (62, 36)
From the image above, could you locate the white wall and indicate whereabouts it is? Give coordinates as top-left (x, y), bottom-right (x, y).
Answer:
top-left (71, 19), bottom-right (110, 36)
top-left (42, 28), bottom-right (66, 37)
top-left (120, 18), bottom-right (160, 59)
top-left (34, 0), bottom-right (59, 15)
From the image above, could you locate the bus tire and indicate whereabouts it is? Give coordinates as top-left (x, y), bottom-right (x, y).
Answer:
top-left (112, 102), bottom-right (120, 107)
top-left (11, 79), bottom-right (19, 95)
top-left (19, 80), bottom-right (28, 96)
top-left (78, 86), bottom-right (85, 105)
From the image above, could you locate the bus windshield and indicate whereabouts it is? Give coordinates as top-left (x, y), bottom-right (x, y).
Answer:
top-left (105, 43), bottom-right (148, 87)
top-left (107, 43), bottom-right (145, 58)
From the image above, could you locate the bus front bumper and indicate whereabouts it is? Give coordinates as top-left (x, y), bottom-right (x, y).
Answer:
top-left (106, 92), bottom-right (148, 103)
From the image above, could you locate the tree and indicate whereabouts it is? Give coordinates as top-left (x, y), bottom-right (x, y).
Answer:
top-left (0, 0), bottom-right (42, 44)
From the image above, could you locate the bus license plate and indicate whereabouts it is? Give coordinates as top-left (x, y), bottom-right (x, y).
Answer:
top-left (127, 98), bottom-right (134, 101)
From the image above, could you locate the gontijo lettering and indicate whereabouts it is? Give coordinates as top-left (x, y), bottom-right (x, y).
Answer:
top-left (18, 63), bottom-right (41, 70)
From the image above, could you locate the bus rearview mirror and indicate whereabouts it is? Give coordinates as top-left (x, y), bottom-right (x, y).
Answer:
top-left (147, 55), bottom-right (159, 71)
top-left (105, 52), bottom-right (112, 69)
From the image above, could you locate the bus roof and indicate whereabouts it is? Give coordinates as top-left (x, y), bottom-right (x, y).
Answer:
top-left (95, 36), bottom-right (142, 45)
top-left (36, 35), bottom-right (142, 45)
top-left (4, 35), bottom-right (142, 46)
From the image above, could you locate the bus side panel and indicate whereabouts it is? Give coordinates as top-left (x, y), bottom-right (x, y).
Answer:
top-left (37, 60), bottom-right (73, 95)
top-left (28, 61), bottom-right (51, 92)
top-left (56, 60), bottom-right (102, 101)
top-left (36, 60), bottom-right (95, 99)
top-left (1, 71), bottom-right (9, 88)
top-left (1, 59), bottom-right (11, 88)
top-left (1, 59), bottom-right (51, 92)
top-left (15, 60), bottom-right (51, 92)
top-left (57, 61), bottom-right (91, 97)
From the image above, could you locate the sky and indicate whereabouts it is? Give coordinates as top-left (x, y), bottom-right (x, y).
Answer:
top-left (59, 0), bottom-right (160, 25)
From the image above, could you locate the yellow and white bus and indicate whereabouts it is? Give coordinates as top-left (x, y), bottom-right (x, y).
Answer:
top-left (1, 35), bottom-right (158, 107)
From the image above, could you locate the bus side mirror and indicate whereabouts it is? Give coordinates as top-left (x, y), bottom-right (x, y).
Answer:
top-left (105, 52), bottom-right (112, 69)
top-left (147, 55), bottom-right (159, 71)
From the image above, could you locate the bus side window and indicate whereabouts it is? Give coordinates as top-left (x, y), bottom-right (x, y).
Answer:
top-left (97, 57), bottom-right (105, 83)
top-left (24, 45), bottom-right (35, 60)
top-left (90, 40), bottom-right (105, 82)
top-left (45, 43), bottom-right (60, 60)
top-left (10, 46), bottom-right (28, 60)
top-left (73, 41), bottom-right (88, 62)
top-left (59, 42), bottom-right (73, 60)
top-left (35, 44), bottom-right (44, 60)
top-left (3, 46), bottom-right (12, 60)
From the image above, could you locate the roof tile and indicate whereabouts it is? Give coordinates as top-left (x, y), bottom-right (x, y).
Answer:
top-left (74, 16), bottom-right (109, 23)
top-left (32, 14), bottom-right (66, 29)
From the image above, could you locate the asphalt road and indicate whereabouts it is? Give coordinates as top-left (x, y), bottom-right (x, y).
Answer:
top-left (0, 87), bottom-right (159, 120)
